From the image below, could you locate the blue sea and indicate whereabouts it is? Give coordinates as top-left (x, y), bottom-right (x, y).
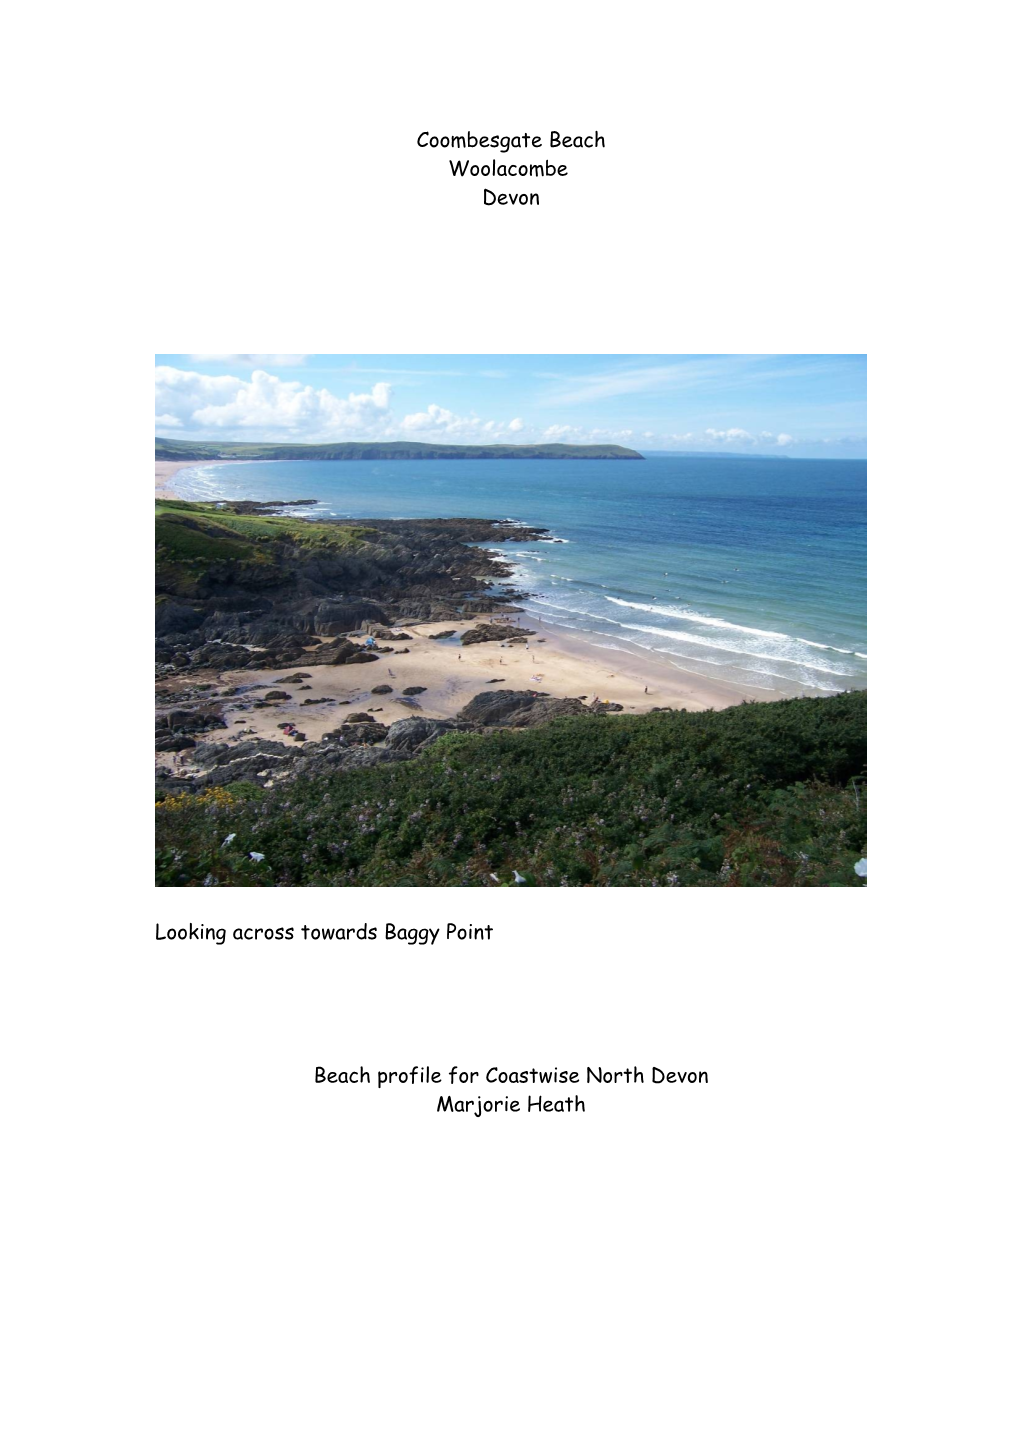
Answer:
top-left (172, 454), bottom-right (867, 697)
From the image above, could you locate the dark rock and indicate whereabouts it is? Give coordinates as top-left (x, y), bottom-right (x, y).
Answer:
top-left (275, 672), bottom-right (312, 683)
top-left (290, 745), bottom-right (395, 778)
top-left (385, 717), bottom-right (463, 755)
top-left (374, 628), bottom-right (413, 640)
top-left (199, 740), bottom-right (293, 785)
top-left (460, 623), bottom-right (535, 646)
top-left (189, 642), bottom-right (260, 668)
top-left (300, 697), bottom-right (334, 705)
top-left (457, 691), bottom-right (589, 728)
top-left (307, 638), bottom-right (382, 666)
top-left (154, 733), bottom-right (196, 751)
top-left (155, 601), bottom-right (203, 636)
top-left (192, 740), bottom-right (233, 764)
top-left (371, 684), bottom-right (393, 694)
top-left (313, 600), bottom-right (388, 635)
top-left (157, 709), bottom-right (227, 734)
top-left (340, 720), bottom-right (388, 744)
top-left (403, 685), bottom-right (427, 695)
top-left (431, 629), bottom-right (456, 639)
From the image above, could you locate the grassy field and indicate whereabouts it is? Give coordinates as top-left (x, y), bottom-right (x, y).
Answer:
top-left (156, 499), bottom-right (372, 556)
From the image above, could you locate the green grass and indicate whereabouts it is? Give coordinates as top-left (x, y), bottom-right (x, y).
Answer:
top-left (156, 690), bottom-right (867, 888)
top-left (155, 499), bottom-right (372, 551)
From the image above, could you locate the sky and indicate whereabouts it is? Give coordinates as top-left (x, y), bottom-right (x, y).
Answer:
top-left (154, 354), bottom-right (866, 459)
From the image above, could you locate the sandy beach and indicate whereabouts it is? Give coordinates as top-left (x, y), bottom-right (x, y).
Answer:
top-left (156, 461), bottom-right (801, 769)
top-left (198, 614), bottom-right (770, 755)
top-left (155, 460), bottom-right (200, 498)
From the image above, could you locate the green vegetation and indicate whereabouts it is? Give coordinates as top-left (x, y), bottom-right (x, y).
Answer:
top-left (156, 498), bottom-right (372, 552)
top-left (156, 437), bottom-right (643, 461)
top-left (155, 499), bottom-right (375, 596)
top-left (156, 691), bottom-right (866, 887)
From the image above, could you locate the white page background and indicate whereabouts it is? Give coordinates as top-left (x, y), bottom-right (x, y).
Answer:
top-left (3, 2), bottom-right (1015, 1440)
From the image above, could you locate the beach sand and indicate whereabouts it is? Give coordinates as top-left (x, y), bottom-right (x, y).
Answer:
top-left (155, 460), bottom-right (198, 498)
top-left (203, 615), bottom-right (772, 753)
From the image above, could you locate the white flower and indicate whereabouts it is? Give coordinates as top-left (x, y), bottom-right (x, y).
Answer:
top-left (249, 852), bottom-right (265, 863)
top-left (221, 833), bottom-right (236, 847)
top-left (513, 870), bottom-right (526, 884)
top-left (854, 858), bottom-right (867, 877)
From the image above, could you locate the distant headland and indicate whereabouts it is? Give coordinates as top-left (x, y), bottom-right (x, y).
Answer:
top-left (155, 438), bottom-right (644, 462)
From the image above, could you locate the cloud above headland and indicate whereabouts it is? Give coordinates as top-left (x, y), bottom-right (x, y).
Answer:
top-left (154, 364), bottom-right (864, 457)
top-left (156, 367), bottom-right (528, 445)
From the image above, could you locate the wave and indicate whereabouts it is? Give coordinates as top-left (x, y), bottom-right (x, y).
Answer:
top-left (617, 623), bottom-right (857, 678)
top-left (607, 595), bottom-right (793, 641)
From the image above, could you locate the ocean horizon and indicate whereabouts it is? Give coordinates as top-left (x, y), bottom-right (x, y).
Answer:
top-left (171, 452), bottom-right (866, 698)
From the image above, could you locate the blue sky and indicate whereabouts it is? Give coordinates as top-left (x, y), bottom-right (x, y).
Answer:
top-left (154, 354), bottom-right (866, 458)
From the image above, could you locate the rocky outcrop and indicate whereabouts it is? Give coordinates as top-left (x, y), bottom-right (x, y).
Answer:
top-left (457, 690), bottom-right (590, 728)
top-left (385, 717), bottom-right (464, 755)
top-left (155, 733), bottom-right (196, 751)
top-left (459, 622), bottom-right (535, 645)
top-left (156, 507), bottom-right (547, 680)
top-left (304, 638), bottom-right (380, 666)
top-left (156, 709), bottom-right (227, 735)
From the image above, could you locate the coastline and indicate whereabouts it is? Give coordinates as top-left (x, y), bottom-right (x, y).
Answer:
top-left (156, 482), bottom-right (838, 770)
top-left (156, 456), bottom-right (243, 499)
top-left (186, 616), bottom-right (775, 758)
top-left (156, 459), bottom-right (200, 498)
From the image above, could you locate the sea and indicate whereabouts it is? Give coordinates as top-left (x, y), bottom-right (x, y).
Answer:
top-left (172, 453), bottom-right (867, 698)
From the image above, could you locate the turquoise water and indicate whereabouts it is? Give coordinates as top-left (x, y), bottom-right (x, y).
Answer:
top-left (173, 454), bottom-right (866, 696)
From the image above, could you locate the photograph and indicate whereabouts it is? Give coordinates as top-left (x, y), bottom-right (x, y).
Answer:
top-left (155, 353), bottom-right (867, 887)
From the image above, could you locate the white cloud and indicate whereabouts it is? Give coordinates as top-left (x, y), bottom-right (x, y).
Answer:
top-left (187, 354), bottom-right (308, 366)
top-left (400, 404), bottom-right (527, 442)
top-left (155, 412), bottom-right (183, 428)
top-left (155, 367), bottom-right (393, 441)
top-left (700, 427), bottom-right (798, 449)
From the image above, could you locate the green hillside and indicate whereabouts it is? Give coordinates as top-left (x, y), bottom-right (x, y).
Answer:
top-left (156, 438), bottom-right (644, 461)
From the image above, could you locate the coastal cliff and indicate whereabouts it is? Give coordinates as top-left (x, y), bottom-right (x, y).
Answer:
top-left (156, 499), bottom-right (541, 670)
